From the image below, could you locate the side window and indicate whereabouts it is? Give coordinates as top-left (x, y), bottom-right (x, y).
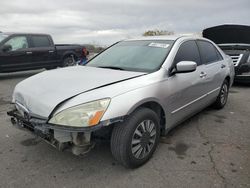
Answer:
top-left (197, 40), bottom-right (222, 64)
top-left (31, 35), bottom-right (51, 47)
top-left (215, 48), bottom-right (223, 61)
top-left (174, 40), bottom-right (201, 66)
top-left (4, 36), bottom-right (28, 51)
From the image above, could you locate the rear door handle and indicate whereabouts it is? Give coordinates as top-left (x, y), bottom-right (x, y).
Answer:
top-left (48, 50), bottom-right (54, 53)
top-left (200, 72), bottom-right (207, 78)
top-left (26, 51), bottom-right (32, 55)
top-left (221, 64), bottom-right (226, 68)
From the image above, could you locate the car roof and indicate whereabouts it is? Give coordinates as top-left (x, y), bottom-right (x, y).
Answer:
top-left (1, 32), bottom-right (49, 36)
top-left (124, 34), bottom-right (205, 42)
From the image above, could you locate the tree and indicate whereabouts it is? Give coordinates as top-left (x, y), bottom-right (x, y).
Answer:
top-left (143, 29), bottom-right (174, 36)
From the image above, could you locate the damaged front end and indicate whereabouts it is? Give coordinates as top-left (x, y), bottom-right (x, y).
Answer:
top-left (7, 108), bottom-right (99, 155)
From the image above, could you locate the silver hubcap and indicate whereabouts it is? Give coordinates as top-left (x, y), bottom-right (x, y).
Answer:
top-left (220, 83), bottom-right (228, 105)
top-left (65, 58), bottom-right (75, 66)
top-left (131, 120), bottom-right (156, 159)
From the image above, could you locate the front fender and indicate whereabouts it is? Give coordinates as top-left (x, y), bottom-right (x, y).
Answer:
top-left (101, 89), bottom-right (167, 122)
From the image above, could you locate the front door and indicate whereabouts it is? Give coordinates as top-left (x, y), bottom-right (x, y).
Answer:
top-left (165, 40), bottom-right (207, 127)
top-left (0, 35), bottom-right (32, 72)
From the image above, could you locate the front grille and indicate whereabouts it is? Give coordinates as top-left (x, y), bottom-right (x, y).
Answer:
top-left (229, 54), bottom-right (243, 67)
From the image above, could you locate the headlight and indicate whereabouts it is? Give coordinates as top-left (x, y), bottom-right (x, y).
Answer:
top-left (48, 98), bottom-right (110, 127)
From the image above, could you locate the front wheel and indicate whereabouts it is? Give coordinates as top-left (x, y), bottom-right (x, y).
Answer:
top-left (110, 108), bottom-right (160, 168)
top-left (213, 79), bottom-right (229, 109)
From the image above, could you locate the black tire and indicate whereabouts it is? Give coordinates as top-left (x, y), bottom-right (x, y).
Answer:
top-left (110, 108), bottom-right (160, 168)
top-left (62, 56), bottom-right (76, 67)
top-left (213, 79), bottom-right (229, 109)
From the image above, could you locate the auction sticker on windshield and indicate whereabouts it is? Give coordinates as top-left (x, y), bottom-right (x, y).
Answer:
top-left (148, 42), bottom-right (170, 48)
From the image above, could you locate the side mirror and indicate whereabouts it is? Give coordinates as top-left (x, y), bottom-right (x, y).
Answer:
top-left (174, 61), bottom-right (197, 73)
top-left (2, 44), bottom-right (12, 52)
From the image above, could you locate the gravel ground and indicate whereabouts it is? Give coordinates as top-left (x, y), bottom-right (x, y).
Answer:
top-left (0, 70), bottom-right (249, 188)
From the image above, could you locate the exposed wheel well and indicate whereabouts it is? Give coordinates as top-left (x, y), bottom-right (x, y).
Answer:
top-left (133, 102), bottom-right (166, 134)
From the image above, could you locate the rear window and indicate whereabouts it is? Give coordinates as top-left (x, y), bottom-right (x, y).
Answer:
top-left (197, 40), bottom-right (222, 64)
top-left (31, 35), bottom-right (51, 47)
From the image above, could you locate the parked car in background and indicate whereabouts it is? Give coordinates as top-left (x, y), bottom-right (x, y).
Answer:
top-left (0, 32), bottom-right (84, 72)
top-left (7, 36), bottom-right (234, 168)
top-left (203, 24), bottom-right (250, 83)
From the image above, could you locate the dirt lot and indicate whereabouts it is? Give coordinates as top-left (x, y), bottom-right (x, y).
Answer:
top-left (0, 70), bottom-right (249, 188)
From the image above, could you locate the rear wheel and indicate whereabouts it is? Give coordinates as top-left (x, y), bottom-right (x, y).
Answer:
top-left (213, 79), bottom-right (229, 109)
top-left (111, 108), bottom-right (160, 168)
top-left (62, 55), bottom-right (76, 67)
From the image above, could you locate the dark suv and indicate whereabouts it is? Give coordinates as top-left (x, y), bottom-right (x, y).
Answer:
top-left (203, 24), bottom-right (250, 83)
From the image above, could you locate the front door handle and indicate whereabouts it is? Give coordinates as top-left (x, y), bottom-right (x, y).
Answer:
top-left (26, 51), bottom-right (32, 55)
top-left (200, 72), bottom-right (207, 78)
top-left (221, 64), bottom-right (226, 68)
top-left (48, 50), bottom-right (54, 53)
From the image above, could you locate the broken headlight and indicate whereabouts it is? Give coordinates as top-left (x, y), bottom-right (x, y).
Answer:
top-left (48, 98), bottom-right (110, 127)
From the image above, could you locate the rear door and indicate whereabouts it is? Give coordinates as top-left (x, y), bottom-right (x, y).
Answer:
top-left (167, 40), bottom-right (207, 126)
top-left (0, 35), bottom-right (31, 72)
top-left (196, 40), bottom-right (225, 100)
top-left (28, 35), bottom-right (57, 69)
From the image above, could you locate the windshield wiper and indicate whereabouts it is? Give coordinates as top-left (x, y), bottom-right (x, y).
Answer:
top-left (98, 66), bottom-right (125, 70)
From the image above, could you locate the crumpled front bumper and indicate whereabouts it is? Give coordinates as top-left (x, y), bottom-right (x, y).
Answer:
top-left (7, 109), bottom-right (100, 155)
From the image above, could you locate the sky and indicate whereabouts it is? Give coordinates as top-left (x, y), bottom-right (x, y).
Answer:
top-left (0, 0), bottom-right (250, 46)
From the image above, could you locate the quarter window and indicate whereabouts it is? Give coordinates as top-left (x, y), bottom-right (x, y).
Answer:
top-left (4, 36), bottom-right (28, 51)
top-left (31, 35), bottom-right (51, 47)
top-left (197, 40), bottom-right (222, 64)
top-left (174, 40), bottom-right (201, 66)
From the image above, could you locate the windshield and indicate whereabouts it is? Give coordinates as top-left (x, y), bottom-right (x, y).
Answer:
top-left (0, 33), bottom-right (9, 43)
top-left (87, 40), bottom-right (174, 72)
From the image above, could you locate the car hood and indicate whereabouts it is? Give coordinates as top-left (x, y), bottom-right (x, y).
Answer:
top-left (203, 24), bottom-right (250, 44)
top-left (13, 66), bottom-right (145, 118)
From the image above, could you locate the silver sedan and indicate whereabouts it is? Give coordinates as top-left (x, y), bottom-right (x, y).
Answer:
top-left (8, 36), bottom-right (235, 168)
